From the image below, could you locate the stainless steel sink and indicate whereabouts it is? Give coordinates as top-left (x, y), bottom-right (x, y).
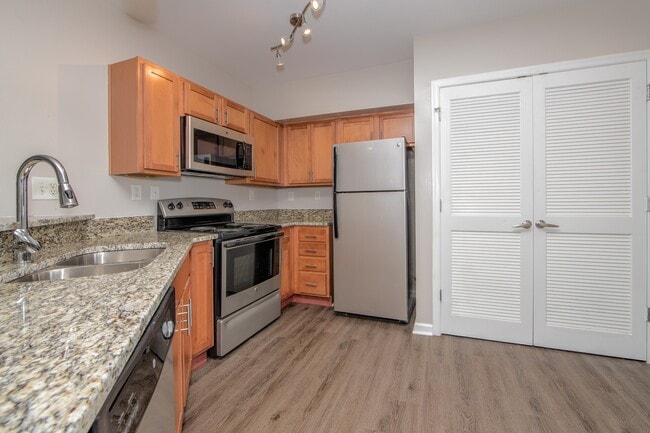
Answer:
top-left (55, 248), bottom-right (165, 266)
top-left (11, 248), bottom-right (165, 283)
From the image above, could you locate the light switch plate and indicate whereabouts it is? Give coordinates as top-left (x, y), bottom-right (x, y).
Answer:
top-left (131, 185), bottom-right (142, 201)
top-left (150, 186), bottom-right (160, 200)
top-left (315, 191), bottom-right (320, 200)
top-left (32, 177), bottom-right (58, 200)
top-left (288, 191), bottom-right (294, 201)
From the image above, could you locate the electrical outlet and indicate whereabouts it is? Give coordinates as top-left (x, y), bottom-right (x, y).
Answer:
top-left (131, 185), bottom-right (142, 201)
top-left (315, 191), bottom-right (321, 200)
top-left (288, 191), bottom-right (294, 201)
top-left (150, 186), bottom-right (160, 200)
top-left (249, 190), bottom-right (254, 201)
top-left (32, 177), bottom-right (58, 200)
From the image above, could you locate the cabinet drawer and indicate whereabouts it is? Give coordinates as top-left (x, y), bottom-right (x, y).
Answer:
top-left (298, 241), bottom-right (326, 257)
top-left (298, 257), bottom-right (327, 273)
top-left (297, 227), bottom-right (328, 242)
top-left (296, 272), bottom-right (328, 297)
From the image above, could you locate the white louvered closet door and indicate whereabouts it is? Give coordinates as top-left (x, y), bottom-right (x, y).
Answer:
top-left (440, 78), bottom-right (535, 345)
top-left (532, 62), bottom-right (647, 360)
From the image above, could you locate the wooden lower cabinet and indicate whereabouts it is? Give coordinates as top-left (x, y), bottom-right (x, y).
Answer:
top-left (190, 241), bottom-right (214, 357)
top-left (172, 242), bottom-right (215, 433)
top-left (293, 226), bottom-right (332, 299)
top-left (280, 227), bottom-right (293, 303)
top-left (172, 255), bottom-right (191, 433)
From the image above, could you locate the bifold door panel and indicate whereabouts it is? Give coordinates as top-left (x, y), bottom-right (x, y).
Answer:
top-left (440, 78), bottom-right (534, 345)
top-left (440, 61), bottom-right (647, 360)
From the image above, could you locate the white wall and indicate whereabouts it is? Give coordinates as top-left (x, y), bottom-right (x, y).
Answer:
top-left (0, 0), bottom-right (279, 219)
top-left (256, 60), bottom-right (414, 120)
top-left (413, 0), bottom-right (650, 328)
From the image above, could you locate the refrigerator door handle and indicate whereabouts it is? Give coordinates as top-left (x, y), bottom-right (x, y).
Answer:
top-left (333, 147), bottom-right (339, 238)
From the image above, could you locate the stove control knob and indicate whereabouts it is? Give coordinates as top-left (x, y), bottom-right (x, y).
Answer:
top-left (176, 202), bottom-right (184, 209)
top-left (224, 201), bottom-right (233, 208)
top-left (167, 203), bottom-right (175, 210)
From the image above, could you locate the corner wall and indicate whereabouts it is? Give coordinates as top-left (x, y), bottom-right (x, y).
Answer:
top-left (0, 0), bottom-right (278, 219)
top-left (413, 0), bottom-right (650, 329)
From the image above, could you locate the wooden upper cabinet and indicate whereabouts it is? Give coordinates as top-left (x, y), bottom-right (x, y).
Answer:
top-left (251, 112), bottom-right (280, 183)
top-left (182, 80), bottom-right (220, 124)
top-left (109, 57), bottom-right (181, 176)
top-left (181, 80), bottom-right (249, 134)
top-left (311, 121), bottom-right (336, 183)
top-left (190, 241), bottom-right (214, 357)
top-left (223, 99), bottom-right (249, 134)
top-left (336, 115), bottom-right (377, 143)
top-left (379, 111), bottom-right (415, 145)
top-left (286, 124), bottom-right (312, 184)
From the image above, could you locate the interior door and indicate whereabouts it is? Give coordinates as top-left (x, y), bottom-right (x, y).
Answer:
top-left (440, 78), bottom-right (535, 345)
top-left (532, 62), bottom-right (647, 360)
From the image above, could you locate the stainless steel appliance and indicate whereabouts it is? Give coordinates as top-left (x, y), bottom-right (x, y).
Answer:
top-left (332, 138), bottom-right (415, 322)
top-left (157, 198), bottom-right (282, 356)
top-left (92, 286), bottom-right (176, 433)
top-left (181, 115), bottom-right (254, 178)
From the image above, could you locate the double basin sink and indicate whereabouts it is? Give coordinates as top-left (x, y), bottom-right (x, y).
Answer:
top-left (12, 248), bottom-right (165, 283)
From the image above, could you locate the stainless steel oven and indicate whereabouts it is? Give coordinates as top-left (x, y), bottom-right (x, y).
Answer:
top-left (218, 232), bottom-right (281, 317)
top-left (157, 197), bottom-right (282, 357)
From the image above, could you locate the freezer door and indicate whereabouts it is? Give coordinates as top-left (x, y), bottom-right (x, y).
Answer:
top-left (334, 138), bottom-right (406, 192)
top-left (333, 191), bottom-right (409, 321)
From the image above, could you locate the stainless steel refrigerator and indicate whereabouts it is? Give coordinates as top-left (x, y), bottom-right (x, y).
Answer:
top-left (332, 137), bottom-right (415, 322)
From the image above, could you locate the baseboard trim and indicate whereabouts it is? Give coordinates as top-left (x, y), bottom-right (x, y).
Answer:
top-left (412, 322), bottom-right (435, 336)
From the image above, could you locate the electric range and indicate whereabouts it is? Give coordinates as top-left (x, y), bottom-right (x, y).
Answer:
top-left (157, 197), bottom-right (283, 356)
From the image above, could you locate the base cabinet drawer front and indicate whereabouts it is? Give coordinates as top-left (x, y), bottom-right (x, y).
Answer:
top-left (298, 241), bottom-right (327, 257)
top-left (298, 227), bottom-right (328, 242)
top-left (298, 257), bottom-right (327, 273)
top-left (297, 272), bottom-right (328, 296)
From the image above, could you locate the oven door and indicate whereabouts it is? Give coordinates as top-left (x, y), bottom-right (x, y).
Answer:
top-left (218, 232), bottom-right (282, 317)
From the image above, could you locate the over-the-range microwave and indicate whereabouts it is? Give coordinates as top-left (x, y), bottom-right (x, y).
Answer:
top-left (181, 115), bottom-right (254, 178)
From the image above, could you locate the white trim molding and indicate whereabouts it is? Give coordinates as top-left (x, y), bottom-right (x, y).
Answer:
top-left (413, 322), bottom-right (437, 336)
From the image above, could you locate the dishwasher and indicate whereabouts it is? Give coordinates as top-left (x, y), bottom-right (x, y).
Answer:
top-left (91, 286), bottom-right (176, 433)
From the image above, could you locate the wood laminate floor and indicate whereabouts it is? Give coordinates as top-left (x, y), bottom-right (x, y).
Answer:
top-left (183, 304), bottom-right (650, 433)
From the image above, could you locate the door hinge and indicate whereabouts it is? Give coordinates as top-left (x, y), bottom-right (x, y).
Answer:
top-left (647, 84), bottom-right (650, 102)
top-left (439, 290), bottom-right (442, 302)
top-left (434, 107), bottom-right (441, 121)
top-left (647, 307), bottom-right (650, 322)
top-left (647, 197), bottom-right (650, 212)
top-left (439, 199), bottom-right (442, 212)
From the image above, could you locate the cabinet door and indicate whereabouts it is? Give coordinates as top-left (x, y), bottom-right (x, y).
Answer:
top-left (336, 116), bottom-right (376, 143)
top-left (286, 124), bottom-right (312, 184)
top-left (311, 121), bottom-right (336, 183)
top-left (183, 80), bottom-right (219, 124)
top-left (190, 241), bottom-right (214, 357)
top-left (223, 99), bottom-right (249, 133)
top-left (172, 256), bottom-right (191, 433)
top-left (379, 112), bottom-right (414, 145)
top-left (142, 62), bottom-right (180, 174)
top-left (280, 228), bottom-right (293, 301)
top-left (252, 113), bottom-right (280, 183)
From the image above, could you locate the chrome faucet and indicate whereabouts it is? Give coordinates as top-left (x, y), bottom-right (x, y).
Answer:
top-left (14, 155), bottom-right (79, 264)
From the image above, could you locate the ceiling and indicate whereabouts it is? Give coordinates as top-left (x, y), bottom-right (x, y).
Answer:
top-left (108, 0), bottom-right (593, 89)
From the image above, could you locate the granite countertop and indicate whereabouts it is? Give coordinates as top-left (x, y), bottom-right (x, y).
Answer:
top-left (0, 231), bottom-right (217, 433)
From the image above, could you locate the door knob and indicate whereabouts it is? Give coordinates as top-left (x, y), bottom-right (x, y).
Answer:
top-left (535, 219), bottom-right (559, 229)
top-left (512, 220), bottom-right (532, 229)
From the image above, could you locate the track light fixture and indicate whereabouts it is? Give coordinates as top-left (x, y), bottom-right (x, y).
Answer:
top-left (270, 0), bottom-right (325, 67)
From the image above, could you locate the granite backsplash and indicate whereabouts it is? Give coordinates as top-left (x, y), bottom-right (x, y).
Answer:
top-left (0, 216), bottom-right (155, 264)
top-left (235, 209), bottom-right (333, 225)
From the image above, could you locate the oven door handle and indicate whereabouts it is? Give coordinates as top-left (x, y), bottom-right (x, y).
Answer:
top-left (222, 231), bottom-right (284, 249)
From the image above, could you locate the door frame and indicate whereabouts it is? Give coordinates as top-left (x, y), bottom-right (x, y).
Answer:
top-left (428, 49), bottom-right (650, 363)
